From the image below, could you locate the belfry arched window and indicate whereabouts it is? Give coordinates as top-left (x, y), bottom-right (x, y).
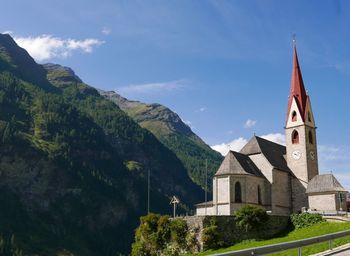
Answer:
top-left (235, 182), bottom-right (242, 203)
top-left (257, 185), bottom-right (262, 205)
top-left (292, 111), bottom-right (297, 122)
top-left (292, 130), bottom-right (299, 144)
top-left (309, 131), bottom-right (313, 144)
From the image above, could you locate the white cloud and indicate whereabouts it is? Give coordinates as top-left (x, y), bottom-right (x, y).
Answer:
top-left (117, 79), bottom-right (188, 95)
top-left (318, 145), bottom-right (348, 161)
top-left (2, 30), bottom-right (13, 35)
top-left (211, 132), bottom-right (285, 156)
top-left (211, 137), bottom-right (247, 156)
top-left (261, 133), bottom-right (285, 145)
top-left (244, 119), bottom-right (257, 128)
top-left (318, 144), bottom-right (350, 190)
top-left (194, 107), bottom-right (207, 113)
top-left (13, 34), bottom-right (104, 61)
top-left (102, 27), bottom-right (111, 35)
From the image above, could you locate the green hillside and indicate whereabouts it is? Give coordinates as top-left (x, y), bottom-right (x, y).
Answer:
top-left (100, 91), bottom-right (223, 190)
top-left (0, 33), bottom-right (203, 255)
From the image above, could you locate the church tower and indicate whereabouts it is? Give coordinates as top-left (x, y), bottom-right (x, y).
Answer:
top-left (285, 47), bottom-right (319, 211)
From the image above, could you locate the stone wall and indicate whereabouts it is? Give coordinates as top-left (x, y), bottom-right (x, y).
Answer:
top-left (272, 169), bottom-right (292, 215)
top-left (183, 215), bottom-right (290, 251)
top-left (183, 216), bottom-right (206, 251)
top-left (292, 177), bottom-right (308, 212)
top-left (309, 193), bottom-right (347, 212)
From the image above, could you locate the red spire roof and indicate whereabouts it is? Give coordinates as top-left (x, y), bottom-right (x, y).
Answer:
top-left (287, 47), bottom-right (308, 121)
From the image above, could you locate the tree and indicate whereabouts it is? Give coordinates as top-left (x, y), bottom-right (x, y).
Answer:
top-left (234, 205), bottom-right (268, 232)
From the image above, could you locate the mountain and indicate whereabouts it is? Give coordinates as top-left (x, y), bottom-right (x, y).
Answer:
top-left (100, 91), bottom-right (223, 190)
top-left (0, 33), bottom-right (204, 255)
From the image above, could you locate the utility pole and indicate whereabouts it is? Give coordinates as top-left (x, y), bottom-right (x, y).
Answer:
top-left (205, 159), bottom-right (208, 216)
top-left (147, 168), bottom-right (150, 214)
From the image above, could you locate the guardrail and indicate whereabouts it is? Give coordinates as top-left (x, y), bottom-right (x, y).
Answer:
top-left (212, 229), bottom-right (350, 256)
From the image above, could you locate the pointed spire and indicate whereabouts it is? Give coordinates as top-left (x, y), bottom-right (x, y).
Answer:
top-left (287, 46), bottom-right (308, 121)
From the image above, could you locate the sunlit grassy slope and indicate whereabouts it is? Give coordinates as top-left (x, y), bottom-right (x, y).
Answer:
top-left (200, 222), bottom-right (350, 256)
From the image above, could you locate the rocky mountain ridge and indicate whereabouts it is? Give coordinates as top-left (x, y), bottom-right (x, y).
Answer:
top-left (100, 90), bottom-right (223, 189)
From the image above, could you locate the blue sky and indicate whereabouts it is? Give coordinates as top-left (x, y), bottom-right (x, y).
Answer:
top-left (1, 0), bottom-right (350, 189)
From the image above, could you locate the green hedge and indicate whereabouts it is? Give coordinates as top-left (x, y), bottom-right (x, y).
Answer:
top-left (290, 213), bottom-right (325, 229)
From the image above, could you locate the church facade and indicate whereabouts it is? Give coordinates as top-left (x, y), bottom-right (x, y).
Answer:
top-left (196, 48), bottom-right (347, 216)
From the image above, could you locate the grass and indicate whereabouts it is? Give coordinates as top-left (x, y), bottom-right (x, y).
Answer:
top-left (199, 221), bottom-right (350, 256)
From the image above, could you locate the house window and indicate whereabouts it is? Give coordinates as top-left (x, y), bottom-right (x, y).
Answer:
top-left (258, 185), bottom-right (262, 205)
top-left (235, 182), bottom-right (242, 203)
top-left (292, 111), bottom-right (297, 122)
top-left (292, 130), bottom-right (299, 144)
top-left (309, 131), bottom-right (313, 144)
top-left (308, 112), bottom-right (312, 122)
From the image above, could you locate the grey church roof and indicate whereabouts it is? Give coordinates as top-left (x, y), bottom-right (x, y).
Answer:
top-left (195, 201), bottom-right (213, 207)
top-left (240, 136), bottom-right (291, 173)
top-left (306, 174), bottom-right (347, 194)
top-left (215, 151), bottom-right (264, 177)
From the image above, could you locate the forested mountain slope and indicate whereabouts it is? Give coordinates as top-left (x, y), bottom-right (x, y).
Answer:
top-left (100, 91), bottom-right (223, 190)
top-left (0, 33), bottom-right (203, 255)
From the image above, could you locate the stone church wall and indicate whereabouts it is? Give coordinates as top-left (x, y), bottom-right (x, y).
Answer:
top-left (291, 177), bottom-right (308, 212)
top-left (217, 176), bottom-right (229, 204)
top-left (309, 193), bottom-right (347, 212)
top-left (309, 194), bottom-right (335, 211)
top-left (228, 175), bottom-right (268, 214)
top-left (217, 204), bottom-right (230, 215)
top-left (243, 176), bottom-right (265, 204)
top-left (196, 205), bottom-right (215, 216)
top-left (271, 169), bottom-right (292, 215)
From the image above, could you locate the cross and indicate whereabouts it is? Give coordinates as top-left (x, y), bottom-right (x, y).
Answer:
top-left (170, 196), bottom-right (180, 218)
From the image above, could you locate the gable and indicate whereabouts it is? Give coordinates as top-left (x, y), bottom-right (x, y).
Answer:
top-left (215, 151), bottom-right (264, 177)
top-left (240, 136), bottom-right (291, 173)
top-left (286, 96), bottom-right (304, 127)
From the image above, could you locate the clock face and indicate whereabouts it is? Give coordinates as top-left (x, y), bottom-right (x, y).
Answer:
top-left (292, 150), bottom-right (301, 160)
top-left (310, 151), bottom-right (315, 160)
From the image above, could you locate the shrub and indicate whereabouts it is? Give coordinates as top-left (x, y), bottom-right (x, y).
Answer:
top-left (290, 213), bottom-right (325, 229)
top-left (131, 213), bottom-right (198, 255)
top-left (131, 213), bottom-right (170, 255)
top-left (234, 205), bottom-right (268, 232)
top-left (169, 218), bottom-right (187, 247)
top-left (202, 224), bottom-right (221, 250)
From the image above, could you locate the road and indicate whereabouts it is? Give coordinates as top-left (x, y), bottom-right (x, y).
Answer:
top-left (312, 244), bottom-right (350, 256)
top-left (331, 249), bottom-right (350, 256)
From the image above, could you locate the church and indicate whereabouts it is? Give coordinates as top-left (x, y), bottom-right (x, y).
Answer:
top-left (196, 47), bottom-right (348, 216)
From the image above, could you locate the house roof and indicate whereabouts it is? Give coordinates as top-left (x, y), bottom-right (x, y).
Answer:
top-left (287, 47), bottom-right (309, 122)
top-left (306, 174), bottom-right (348, 194)
top-left (215, 151), bottom-right (264, 177)
top-left (195, 201), bottom-right (213, 207)
top-left (240, 136), bottom-right (291, 173)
